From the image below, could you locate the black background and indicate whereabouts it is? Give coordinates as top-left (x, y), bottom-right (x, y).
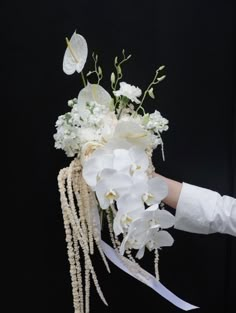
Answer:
top-left (4, 0), bottom-right (235, 312)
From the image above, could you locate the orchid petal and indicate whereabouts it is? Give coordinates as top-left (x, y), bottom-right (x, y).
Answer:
top-left (152, 230), bottom-right (174, 248)
top-left (136, 247), bottom-right (145, 259)
top-left (145, 177), bottom-right (168, 205)
top-left (155, 209), bottom-right (175, 229)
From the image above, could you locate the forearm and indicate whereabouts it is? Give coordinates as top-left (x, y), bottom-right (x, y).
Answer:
top-left (154, 173), bottom-right (182, 209)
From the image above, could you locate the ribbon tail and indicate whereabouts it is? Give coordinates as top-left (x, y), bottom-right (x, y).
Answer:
top-left (101, 240), bottom-right (199, 311)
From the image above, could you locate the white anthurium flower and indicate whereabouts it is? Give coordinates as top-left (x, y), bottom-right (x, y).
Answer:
top-left (142, 176), bottom-right (168, 206)
top-left (78, 83), bottom-right (113, 109)
top-left (113, 82), bottom-right (142, 104)
top-left (113, 147), bottom-right (149, 176)
top-left (95, 169), bottom-right (133, 209)
top-left (82, 150), bottom-right (114, 188)
top-left (113, 193), bottom-right (145, 236)
top-left (63, 31), bottom-right (88, 75)
top-left (74, 83), bottom-right (113, 123)
top-left (112, 121), bottom-right (152, 149)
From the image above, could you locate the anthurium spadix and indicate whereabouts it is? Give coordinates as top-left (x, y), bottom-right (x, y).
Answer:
top-left (63, 31), bottom-right (88, 75)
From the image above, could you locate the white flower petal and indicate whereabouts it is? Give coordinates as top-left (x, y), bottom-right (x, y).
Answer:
top-left (113, 149), bottom-right (131, 173)
top-left (78, 83), bottom-right (112, 108)
top-left (136, 247), bottom-right (145, 259)
top-left (155, 209), bottom-right (175, 229)
top-left (114, 121), bottom-right (151, 149)
top-left (95, 171), bottom-right (133, 209)
top-left (117, 193), bottom-right (144, 213)
top-left (145, 177), bottom-right (168, 205)
top-left (82, 153), bottom-right (113, 187)
top-left (113, 82), bottom-right (142, 104)
top-left (152, 230), bottom-right (174, 248)
top-left (63, 31), bottom-right (88, 75)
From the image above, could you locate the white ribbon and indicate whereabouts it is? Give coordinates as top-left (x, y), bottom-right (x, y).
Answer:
top-left (101, 240), bottom-right (199, 311)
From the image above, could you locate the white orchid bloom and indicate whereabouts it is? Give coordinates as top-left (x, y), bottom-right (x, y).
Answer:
top-left (120, 203), bottom-right (174, 258)
top-left (113, 82), bottom-right (142, 104)
top-left (142, 176), bottom-right (168, 205)
top-left (63, 31), bottom-right (88, 75)
top-left (113, 147), bottom-right (149, 176)
top-left (112, 121), bottom-right (152, 149)
top-left (82, 144), bottom-right (149, 187)
top-left (144, 203), bottom-right (175, 229)
top-left (82, 149), bottom-right (114, 188)
top-left (95, 169), bottom-right (133, 209)
top-left (113, 193), bottom-right (145, 236)
top-left (120, 218), bottom-right (149, 255)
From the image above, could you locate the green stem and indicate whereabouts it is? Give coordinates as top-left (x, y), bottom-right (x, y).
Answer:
top-left (136, 70), bottom-right (163, 113)
top-left (81, 71), bottom-right (86, 87)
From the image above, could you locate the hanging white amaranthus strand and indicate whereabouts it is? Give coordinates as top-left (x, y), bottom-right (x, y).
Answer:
top-left (58, 163), bottom-right (108, 313)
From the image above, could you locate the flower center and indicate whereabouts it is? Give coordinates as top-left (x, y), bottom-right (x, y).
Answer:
top-left (121, 214), bottom-right (133, 229)
top-left (130, 163), bottom-right (142, 175)
top-left (105, 189), bottom-right (118, 203)
top-left (143, 192), bottom-right (154, 203)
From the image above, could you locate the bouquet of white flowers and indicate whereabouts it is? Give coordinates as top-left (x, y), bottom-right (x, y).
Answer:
top-left (54, 31), bottom-right (198, 313)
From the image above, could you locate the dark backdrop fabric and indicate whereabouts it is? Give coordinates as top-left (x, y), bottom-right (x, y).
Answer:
top-left (4, 1), bottom-right (235, 313)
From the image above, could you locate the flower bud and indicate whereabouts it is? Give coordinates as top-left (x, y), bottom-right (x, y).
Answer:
top-left (117, 65), bottom-right (122, 76)
top-left (158, 75), bottom-right (166, 82)
top-left (98, 66), bottom-right (102, 75)
top-left (159, 65), bottom-right (165, 71)
top-left (68, 100), bottom-right (74, 107)
top-left (111, 72), bottom-right (116, 84)
top-left (148, 87), bottom-right (155, 99)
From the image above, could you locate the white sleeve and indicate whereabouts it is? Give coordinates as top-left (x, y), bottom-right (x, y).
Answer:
top-left (174, 182), bottom-right (236, 236)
